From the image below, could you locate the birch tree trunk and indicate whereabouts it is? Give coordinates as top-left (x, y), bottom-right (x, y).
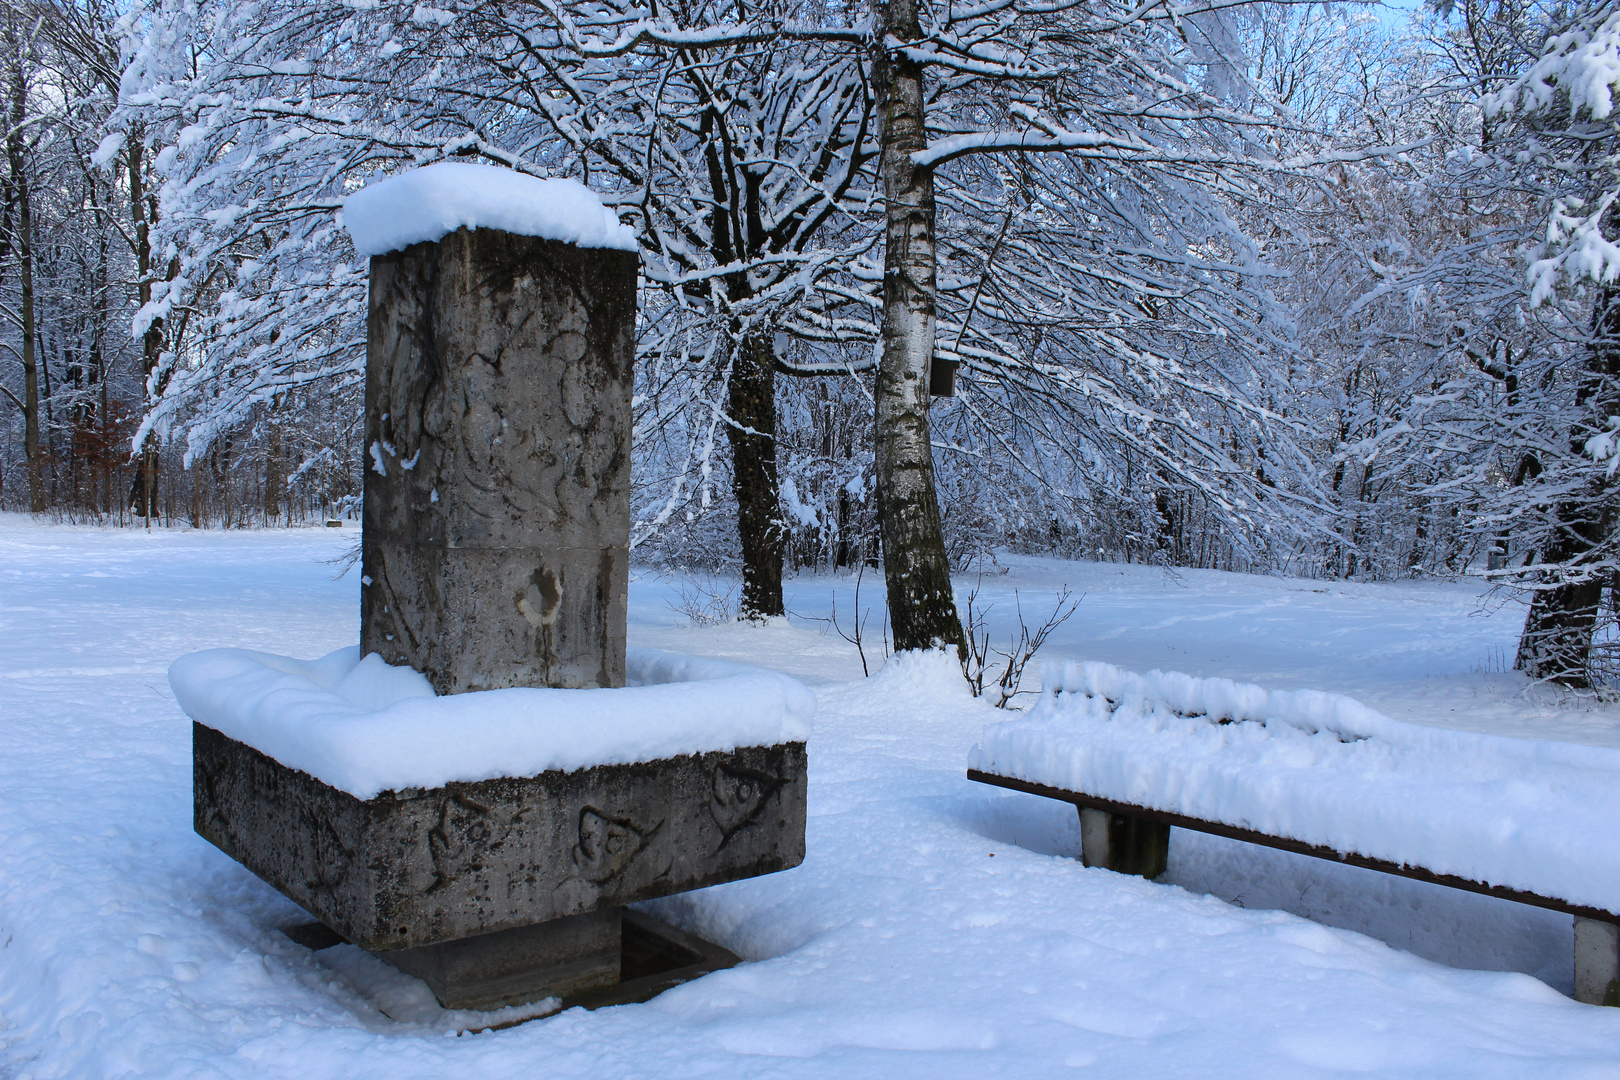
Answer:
top-left (872, 0), bottom-right (964, 653)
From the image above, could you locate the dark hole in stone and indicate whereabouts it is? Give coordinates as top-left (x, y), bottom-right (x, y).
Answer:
top-left (556, 910), bottom-right (741, 1013)
top-left (283, 921), bottom-right (347, 951)
top-left (619, 915), bottom-right (702, 980)
top-left (282, 910), bottom-right (739, 1019)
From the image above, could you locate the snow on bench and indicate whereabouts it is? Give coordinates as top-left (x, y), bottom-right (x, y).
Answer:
top-left (966, 660), bottom-right (1620, 1005)
top-left (170, 646), bottom-right (814, 800)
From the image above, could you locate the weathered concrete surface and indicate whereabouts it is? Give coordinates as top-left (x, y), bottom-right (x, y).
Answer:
top-left (282, 907), bottom-right (744, 1013)
top-left (1575, 916), bottom-right (1620, 1006)
top-left (194, 722), bottom-right (808, 950)
top-left (361, 228), bottom-right (636, 693)
top-left (379, 907), bottom-right (622, 1009)
top-left (1078, 807), bottom-right (1169, 879)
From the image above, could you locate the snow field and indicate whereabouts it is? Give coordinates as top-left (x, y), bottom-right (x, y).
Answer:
top-left (2, 519), bottom-right (1620, 1077)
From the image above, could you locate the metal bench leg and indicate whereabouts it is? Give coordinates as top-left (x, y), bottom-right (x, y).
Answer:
top-left (1079, 807), bottom-right (1170, 879)
top-left (1574, 917), bottom-right (1620, 1005)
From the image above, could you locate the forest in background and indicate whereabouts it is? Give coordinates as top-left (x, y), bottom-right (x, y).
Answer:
top-left (2, 0), bottom-right (1619, 684)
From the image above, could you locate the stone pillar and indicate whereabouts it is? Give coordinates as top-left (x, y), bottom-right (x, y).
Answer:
top-left (1079, 807), bottom-right (1170, 879)
top-left (361, 228), bottom-right (636, 693)
top-left (1574, 916), bottom-right (1620, 1006)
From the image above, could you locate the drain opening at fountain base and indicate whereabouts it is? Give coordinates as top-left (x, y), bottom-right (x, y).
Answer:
top-left (285, 907), bottom-right (740, 1024)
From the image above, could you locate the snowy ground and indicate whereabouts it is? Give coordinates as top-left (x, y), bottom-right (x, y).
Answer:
top-left (4, 516), bottom-right (1620, 1077)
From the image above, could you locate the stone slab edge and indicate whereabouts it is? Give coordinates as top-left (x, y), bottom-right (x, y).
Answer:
top-left (194, 721), bottom-right (806, 949)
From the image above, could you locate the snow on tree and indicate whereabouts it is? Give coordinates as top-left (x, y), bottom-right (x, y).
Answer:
top-left (1482, 2), bottom-right (1620, 684)
top-left (1308, 0), bottom-right (1620, 684)
top-left (112, 0), bottom-right (1417, 648)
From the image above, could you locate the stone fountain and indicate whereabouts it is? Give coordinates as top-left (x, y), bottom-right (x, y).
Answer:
top-left (182, 166), bottom-right (809, 1012)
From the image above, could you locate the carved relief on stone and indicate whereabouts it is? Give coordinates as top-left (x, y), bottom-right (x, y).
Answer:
top-left (302, 808), bottom-right (354, 895)
top-left (571, 806), bottom-right (664, 884)
top-left (361, 232), bottom-right (634, 694)
top-left (710, 760), bottom-right (788, 851)
top-left (195, 724), bottom-right (805, 950)
top-left (427, 793), bottom-right (499, 894)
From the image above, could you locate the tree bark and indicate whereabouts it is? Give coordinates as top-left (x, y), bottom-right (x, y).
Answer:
top-left (263, 397), bottom-right (283, 524)
top-left (5, 16), bottom-right (41, 513)
top-left (702, 100), bottom-right (788, 620)
top-left (1516, 283), bottom-right (1620, 687)
top-left (726, 331), bottom-right (786, 618)
top-left (1516, 572), bottom-right (1603, 685)
top-left (214, 435), bottom-right (232, 527)
top-left (871, 0), bottom-right (964, 653)
top-left (128, 137), bottom-right (161, 521)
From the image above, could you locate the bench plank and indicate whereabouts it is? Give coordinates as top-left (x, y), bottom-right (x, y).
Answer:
top-left (968, 768), bottom-right (1620, 923)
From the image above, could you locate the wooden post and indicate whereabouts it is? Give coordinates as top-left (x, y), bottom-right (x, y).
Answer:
top-left (1574, 916), bottom-right (1620, 1006)
top-left (1079, 807), bottom-right (1170, 879)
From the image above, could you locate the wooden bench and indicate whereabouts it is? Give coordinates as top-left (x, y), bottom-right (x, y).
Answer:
top-left (968, 768), bottom-right (1620, 1005)
top-left (967, 661), bottom-right (1620, 1006)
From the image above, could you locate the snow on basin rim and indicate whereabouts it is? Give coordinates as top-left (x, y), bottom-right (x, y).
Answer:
top-left (971, 659), bottom-right (1620, 915)
top-left (342, 162), bottom-right (637, 257)
top-left (169, 646), bottom-right (813, 799)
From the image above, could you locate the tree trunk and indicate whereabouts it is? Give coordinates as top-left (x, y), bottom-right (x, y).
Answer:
top-left (213, 435), bottom-right (232, 527)
top-left (190, 456), bottom-right (204, 528)
top-left (1516, 283), bottom-right (1620, 687)
top-left (871, 0), bottom-right (964, 653)
top-left (93, 213), bottom-right (111, 516)
top-left (5, 17), bottom-right (42, 513)
top-left (264, 405), bottom-right (283, 525)
top-left (1516, 575), bottom-right (1604, 685)
top-left (726, 331), bottom-right (785, 618)
top-left (703, 98), bottom-right (788, 620)
top-left (128, 137), bottom-right (161, 521)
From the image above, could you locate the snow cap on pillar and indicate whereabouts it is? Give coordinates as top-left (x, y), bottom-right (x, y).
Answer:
top-left (342, 161), bottom-right (636, 257)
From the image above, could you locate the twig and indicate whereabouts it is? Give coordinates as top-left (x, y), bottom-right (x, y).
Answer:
top-left (958, 582), bottom-right (1082, 708)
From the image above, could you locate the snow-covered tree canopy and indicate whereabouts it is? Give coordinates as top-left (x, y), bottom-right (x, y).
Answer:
top-left (14, 0), bottom-right (1620, 676)
top-left (110, 0), bottom-right (1359, 565)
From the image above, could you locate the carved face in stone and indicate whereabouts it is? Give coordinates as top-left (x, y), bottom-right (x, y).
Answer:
top-left (710, 762), bottom-right (787, 850)
top-left (426, 794), bottom-right (504, 892)
top-left (572, 807), bottom-right (660, 884)
top-left (302, 810), bottom-right (353, 893)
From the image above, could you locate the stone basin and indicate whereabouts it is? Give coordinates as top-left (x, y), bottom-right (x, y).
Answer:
top-left (193, 722), bottom-right (807, 952)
